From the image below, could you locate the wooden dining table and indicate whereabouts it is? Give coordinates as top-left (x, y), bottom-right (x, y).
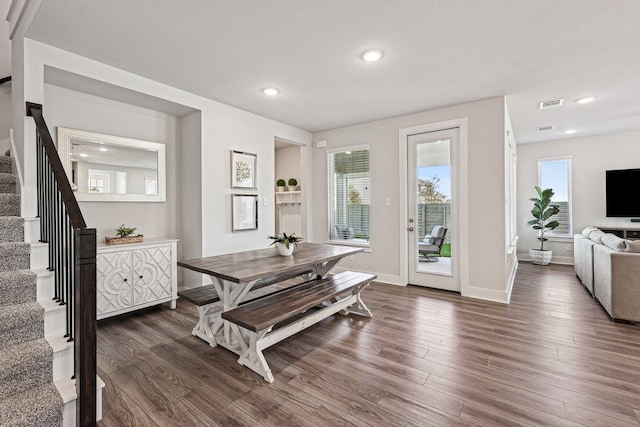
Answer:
top-left (177, 242), bottom-right (364, 355)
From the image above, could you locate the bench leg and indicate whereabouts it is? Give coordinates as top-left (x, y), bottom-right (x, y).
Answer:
top-left (348, 292), bottom-right (373, 317)
top-left (237, 328), bottom-right (274, 383)
top-left (193, 304), bottom-right (223, 347)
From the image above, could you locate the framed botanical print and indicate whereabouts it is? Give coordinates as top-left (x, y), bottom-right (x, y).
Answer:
top-left (231, 150), bottom-right (257, 189)
top-left (232, 194), bottom-right (258, 231)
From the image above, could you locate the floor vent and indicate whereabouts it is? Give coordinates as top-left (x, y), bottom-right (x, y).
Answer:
top-left (539, 99), bottom-right (563, 109)
top-left (536, 125), bottom-right (554, 132)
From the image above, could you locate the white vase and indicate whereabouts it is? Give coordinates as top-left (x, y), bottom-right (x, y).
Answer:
top-left (530, 249), bottom-right (552, 265)
top-left (277, 242), bottom-right (294, 256)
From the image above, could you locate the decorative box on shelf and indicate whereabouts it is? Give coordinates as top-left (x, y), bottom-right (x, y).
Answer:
top-left (105, 234), bottom-right (144, 245)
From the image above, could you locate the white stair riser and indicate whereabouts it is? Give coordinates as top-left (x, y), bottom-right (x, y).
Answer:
top-left (24, 217), bottom-right (40, 243)
top-left (44, 305), bottom-right (68, 337)
top-left (30, 243), bottom-right (49, 270)
top-left (37, 271), bottom-right (55, 301)
top-left (52, 342), bottom-right (74, 382)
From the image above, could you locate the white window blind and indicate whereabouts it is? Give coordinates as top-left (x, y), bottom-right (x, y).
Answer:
top-left (327, 147), bottom-right (370, 244)
top-left (538, 157), bottom-right (572, 236)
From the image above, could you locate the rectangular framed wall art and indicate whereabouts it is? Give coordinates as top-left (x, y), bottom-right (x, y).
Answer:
top-left (232, 194), bottom-right (258, 231)
top-left (231, 150), bottom-right (257, 189)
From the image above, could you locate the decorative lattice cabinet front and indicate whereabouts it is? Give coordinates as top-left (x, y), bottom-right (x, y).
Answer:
top-left (96, 238), bottom-right (178, 320)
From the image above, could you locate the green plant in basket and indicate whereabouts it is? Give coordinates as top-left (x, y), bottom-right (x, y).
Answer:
top-left (116, 224), bottom-right (137, 238)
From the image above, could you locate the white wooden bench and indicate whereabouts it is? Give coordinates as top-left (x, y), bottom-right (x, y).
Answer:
top-left (221, 270), bottom-right (376, 382)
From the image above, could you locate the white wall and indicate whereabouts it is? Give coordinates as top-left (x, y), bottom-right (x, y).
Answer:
top-left (43, 83), bottom-right (179, 242)
top-left (516, 129), bottom-right (640, 264)
top-left (0, 82), bottom-right (11, 145)
top-left (312, 97), bottom-right (511, 302)
top-left (16, 39), bottom-right (312, 287)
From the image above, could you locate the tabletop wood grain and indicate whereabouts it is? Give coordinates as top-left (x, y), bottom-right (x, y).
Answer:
top-left (177, 242), bottom-right (363, 283)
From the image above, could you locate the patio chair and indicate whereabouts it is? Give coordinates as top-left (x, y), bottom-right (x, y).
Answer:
top-left (418, 225), bottom-right (447, 262)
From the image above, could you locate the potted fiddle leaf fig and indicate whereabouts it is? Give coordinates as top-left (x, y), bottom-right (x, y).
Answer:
top-left (527, 186), bottom-right (560, 265)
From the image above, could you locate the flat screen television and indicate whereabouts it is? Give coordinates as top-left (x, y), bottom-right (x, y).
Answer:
top-left (606, 168), bottom-right (640, 217)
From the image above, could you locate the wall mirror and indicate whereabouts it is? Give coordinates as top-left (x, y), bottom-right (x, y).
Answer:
top-left (57, 127), bottom-right (166, 202)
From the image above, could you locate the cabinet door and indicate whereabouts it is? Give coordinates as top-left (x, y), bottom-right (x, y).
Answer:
top-left (96, 251), bottom-right (133, 315)
top-left (132, 245), bottom-right (172, 305)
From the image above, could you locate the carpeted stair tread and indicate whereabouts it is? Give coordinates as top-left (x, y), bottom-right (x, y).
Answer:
top-left (0, 172), bottom-right (16, 193)
top-left (0, 193), bottom-right (20, 216)
top-left (0, 337), bottom-right (53, 399)
top-left (0, 269), bottom-right (37, 306)
top-left (0, 382), bottom-right (62, 427)
top-left (0, 155), bottom-right (11, 174)
top-left (0, 301), bottom-right (44, 348)
top-left (0, 216), bottom-right (24, 243)
top-left (0, 242), bottom-right (30, 272)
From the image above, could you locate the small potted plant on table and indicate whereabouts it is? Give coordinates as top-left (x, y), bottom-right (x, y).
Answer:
top-left (527, 186), bottom-right (560, 265)
top-left (276, 179), bottom-right (286, 192)
top-left (268, 232), bottom-right (302, 256)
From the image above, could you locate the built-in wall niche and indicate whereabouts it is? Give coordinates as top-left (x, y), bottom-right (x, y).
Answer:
top-left (57, 127), bottom-right (166, 202)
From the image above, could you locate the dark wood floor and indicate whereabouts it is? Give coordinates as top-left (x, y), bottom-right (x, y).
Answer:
top-left (96, 263), bottom-right (640, 426)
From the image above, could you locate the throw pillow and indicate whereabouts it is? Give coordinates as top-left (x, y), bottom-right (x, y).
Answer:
top-left (589, 230), bottom-right (606, 243)
top-left (601, 233), bottom-right (627, 251)
top-left (582, 226), bottom-right (599, 237)
top-left (423, 235), bottom-right (435, 244)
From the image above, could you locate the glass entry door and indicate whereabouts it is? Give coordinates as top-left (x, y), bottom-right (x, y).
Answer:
top-left (407, 128), bottom-right (459, 291)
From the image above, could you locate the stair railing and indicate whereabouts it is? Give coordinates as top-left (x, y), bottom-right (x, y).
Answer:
top-left (26, 102), bottom-right (97, 427)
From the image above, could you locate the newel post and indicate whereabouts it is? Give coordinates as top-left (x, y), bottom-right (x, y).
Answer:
top-left (75, 227), bottom-right (97, 427)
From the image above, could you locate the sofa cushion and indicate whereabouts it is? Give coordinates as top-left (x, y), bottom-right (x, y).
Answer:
top-left (582, 226), bottom-right (599, 237)
top-left (589, 230), bottom-right (606, 243)
top-left (423, 235), bottom-right (435, 244)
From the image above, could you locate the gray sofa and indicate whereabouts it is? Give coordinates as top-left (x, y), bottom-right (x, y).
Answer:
top-left (574, 227), bottom-right (640, 323)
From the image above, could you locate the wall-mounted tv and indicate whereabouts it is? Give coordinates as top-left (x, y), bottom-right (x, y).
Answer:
top-left (606, 168), bottom-right (640, 217)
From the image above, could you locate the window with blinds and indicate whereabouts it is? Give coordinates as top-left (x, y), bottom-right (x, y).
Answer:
top-left (538, 156), bottom-right (572, 236)
top-left (327, 146), bottom-right (370, 244)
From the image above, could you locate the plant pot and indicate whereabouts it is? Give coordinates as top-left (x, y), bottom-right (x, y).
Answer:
top-left (276, 242), bottom-right (294, 256)
top-left (288, 185), bottom-right (297, 192)
top-left (276, 186), bottom-right (285, 192)
top-left (530, 249), bottom-right (552, 265)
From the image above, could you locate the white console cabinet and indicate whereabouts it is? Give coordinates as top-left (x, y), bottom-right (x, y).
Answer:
top-left (96, 238), bottom-right (178, 320)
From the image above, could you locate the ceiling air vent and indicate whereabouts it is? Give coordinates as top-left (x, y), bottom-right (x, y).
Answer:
top-left (539, 99), bottom-right (564, 109)
top-left (536, 125), bottom-right (554, 132)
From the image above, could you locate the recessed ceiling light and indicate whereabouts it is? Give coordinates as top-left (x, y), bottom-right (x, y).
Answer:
top-left (99, 147), bottom-right (108, 152)
top-left (564, 129), bottom-right (577, 135)
top-left (576, 96), bottom-right (596, 104)
top-left (361, 49), bottom-right (383, 62)
top-left (79, 153), bottom-right (89, 157)
top-left (261, 87), bottom-right (279, 96)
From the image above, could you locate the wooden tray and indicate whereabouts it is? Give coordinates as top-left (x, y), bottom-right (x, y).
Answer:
top-left (105, 234), bottom-right (144, 245)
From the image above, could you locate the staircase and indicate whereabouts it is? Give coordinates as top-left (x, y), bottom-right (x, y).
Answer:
top-left (0, 154), bottom-right (65, 426)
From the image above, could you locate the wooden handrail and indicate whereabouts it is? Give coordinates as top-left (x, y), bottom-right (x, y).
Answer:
top-left (26, 102), bottom-right (97, 427)
top-left (26, 102), bottom-right (86, 229)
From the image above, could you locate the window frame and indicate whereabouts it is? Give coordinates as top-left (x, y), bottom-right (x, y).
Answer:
top-left (537, 156), bottom-right (572, 237)
top-left (326, 144), bottom-right (371, 248)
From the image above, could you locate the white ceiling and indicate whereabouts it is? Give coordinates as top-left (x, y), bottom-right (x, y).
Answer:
top-left (11, 0), bottom-right (640, 143)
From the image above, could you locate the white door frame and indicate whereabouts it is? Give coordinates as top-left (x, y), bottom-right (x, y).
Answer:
top-left (398, 118), bottom-right (470, 295)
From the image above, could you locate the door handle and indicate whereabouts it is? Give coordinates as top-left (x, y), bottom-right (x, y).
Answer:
top-left (408, 227), bottom-right (414, 232)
